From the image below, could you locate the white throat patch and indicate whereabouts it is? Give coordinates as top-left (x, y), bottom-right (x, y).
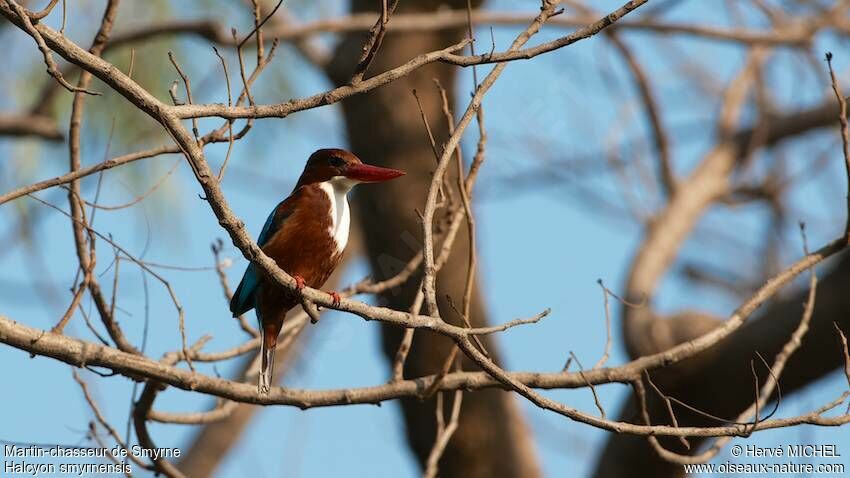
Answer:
top-left (318, 177), bottom-right (355, 254)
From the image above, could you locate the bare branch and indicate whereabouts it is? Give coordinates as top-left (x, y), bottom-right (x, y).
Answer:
top-left (0, 145), bottom-right (180, 206)
top-left (423, 390), bottom-right (463, 478)
top-left (167, 51), bottom-right (199, 141)
top-left (72, 370), bottom-right (154, 470)
top-left (7, 0), bottom-right (100, 96)
top-left (826, 51), bottom-right (850, 239)
top-left (835, 323), bottom-right (850, 389)
top-left (27, 0), bottom-right (59, 20)
top-left (350, 0), bottom-right (399, 84)
top-left (134, 383), bottom-right (187, 478)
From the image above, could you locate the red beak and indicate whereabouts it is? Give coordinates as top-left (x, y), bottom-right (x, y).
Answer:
top-left (344, 163), bottom-right (405, 183)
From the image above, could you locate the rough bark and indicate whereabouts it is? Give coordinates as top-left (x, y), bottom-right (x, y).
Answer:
top-left (594, 251), bottom-right (850, 478)
top-left (327, 2), bottom-right (540, 477)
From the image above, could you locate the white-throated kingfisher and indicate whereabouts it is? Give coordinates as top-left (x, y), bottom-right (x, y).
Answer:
top-left (230, 148), bottom-right (405, 394)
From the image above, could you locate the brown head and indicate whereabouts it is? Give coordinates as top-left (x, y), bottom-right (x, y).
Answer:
top-left (295, 148), bottom-right (405, 188)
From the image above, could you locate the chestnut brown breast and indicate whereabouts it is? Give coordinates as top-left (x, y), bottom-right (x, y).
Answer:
top-left (256, 184), bottom-right (343, 318)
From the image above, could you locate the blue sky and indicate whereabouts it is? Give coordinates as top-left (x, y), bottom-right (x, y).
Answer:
top-left (1, 1), bottom-right (849, 477)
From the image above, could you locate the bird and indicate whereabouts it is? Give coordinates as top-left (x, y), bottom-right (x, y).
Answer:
top-left (229, 148), bottom-right (405, 394)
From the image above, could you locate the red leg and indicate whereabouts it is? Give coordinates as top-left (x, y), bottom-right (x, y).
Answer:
top-left (328, 291), bottom-right (341, 307)
top-left (293, 274), bottom-right (306, 291)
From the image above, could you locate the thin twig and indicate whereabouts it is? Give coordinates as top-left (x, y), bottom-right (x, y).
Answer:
top-left (350, 0), bottom-right (400, 84)
top-left (593, 279), bottom-right (614, 369)
top-left (72, 371), bottom-right (154, 470)
top-left (237, 0), bottom-right (283, 50)
top-left (233, 28), bottom-right (255, 108)
top-left (826, 52), bottom-right (850, 239)
top-left (643, 371), bottom-right (690, 450)
top-left (570, 351), bottom-right (606, 418)
top-left (424, 346), bottom-right (459, 398)
top-left (423, 390), bottom-right (463, 478)
top-left (834, 323), bottom-right (850, 389)
top-left (74, 159), bottom-right (180, 211)
top-left (391, 328), bottom-right (415, 382)
top-left (27, 0), bottom-right (59, 20)
top-left (28, 194), bottom-right (193, 371)
top-left (211, 239), bottom-right (258, 337)
top-left (8, 0), bottom-right (100, 95)
top-left (168, 51), bottom-right (199, 141)
top-left (247, 0), bottom-right (264, 64)
top-left (421, 0), bottom-right (568, 317)
top-left (213, 46), bottom-right (235, 181)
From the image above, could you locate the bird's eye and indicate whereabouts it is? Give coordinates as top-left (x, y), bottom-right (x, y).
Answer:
top-left (330, 156), bottom-right (345, 168)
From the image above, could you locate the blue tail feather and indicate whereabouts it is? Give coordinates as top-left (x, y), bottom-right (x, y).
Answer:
top-left (230, 263), bottom-right (259, 317)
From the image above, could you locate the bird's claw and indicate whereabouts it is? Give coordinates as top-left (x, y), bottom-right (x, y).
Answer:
top-left (294, 275), bottom-right (306, 291)
top-left (328, 291), bottom-right (341, 307)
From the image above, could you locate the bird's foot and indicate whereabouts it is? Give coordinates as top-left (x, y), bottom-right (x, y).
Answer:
top-left (328, 291), bottom-right (341, 307)
top-left (293, 274), bottom-right (306, 291)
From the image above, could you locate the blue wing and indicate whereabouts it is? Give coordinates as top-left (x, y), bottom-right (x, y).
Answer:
top-left (257, 202), bottom-right (282, 246)
top-left (229, 201), bottom-right (292, 317)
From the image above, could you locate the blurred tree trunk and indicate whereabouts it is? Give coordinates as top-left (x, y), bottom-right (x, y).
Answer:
top-left (328, 2), bottom-right (541, 477)
top-left (593, 252), bottom-right (850, 478)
